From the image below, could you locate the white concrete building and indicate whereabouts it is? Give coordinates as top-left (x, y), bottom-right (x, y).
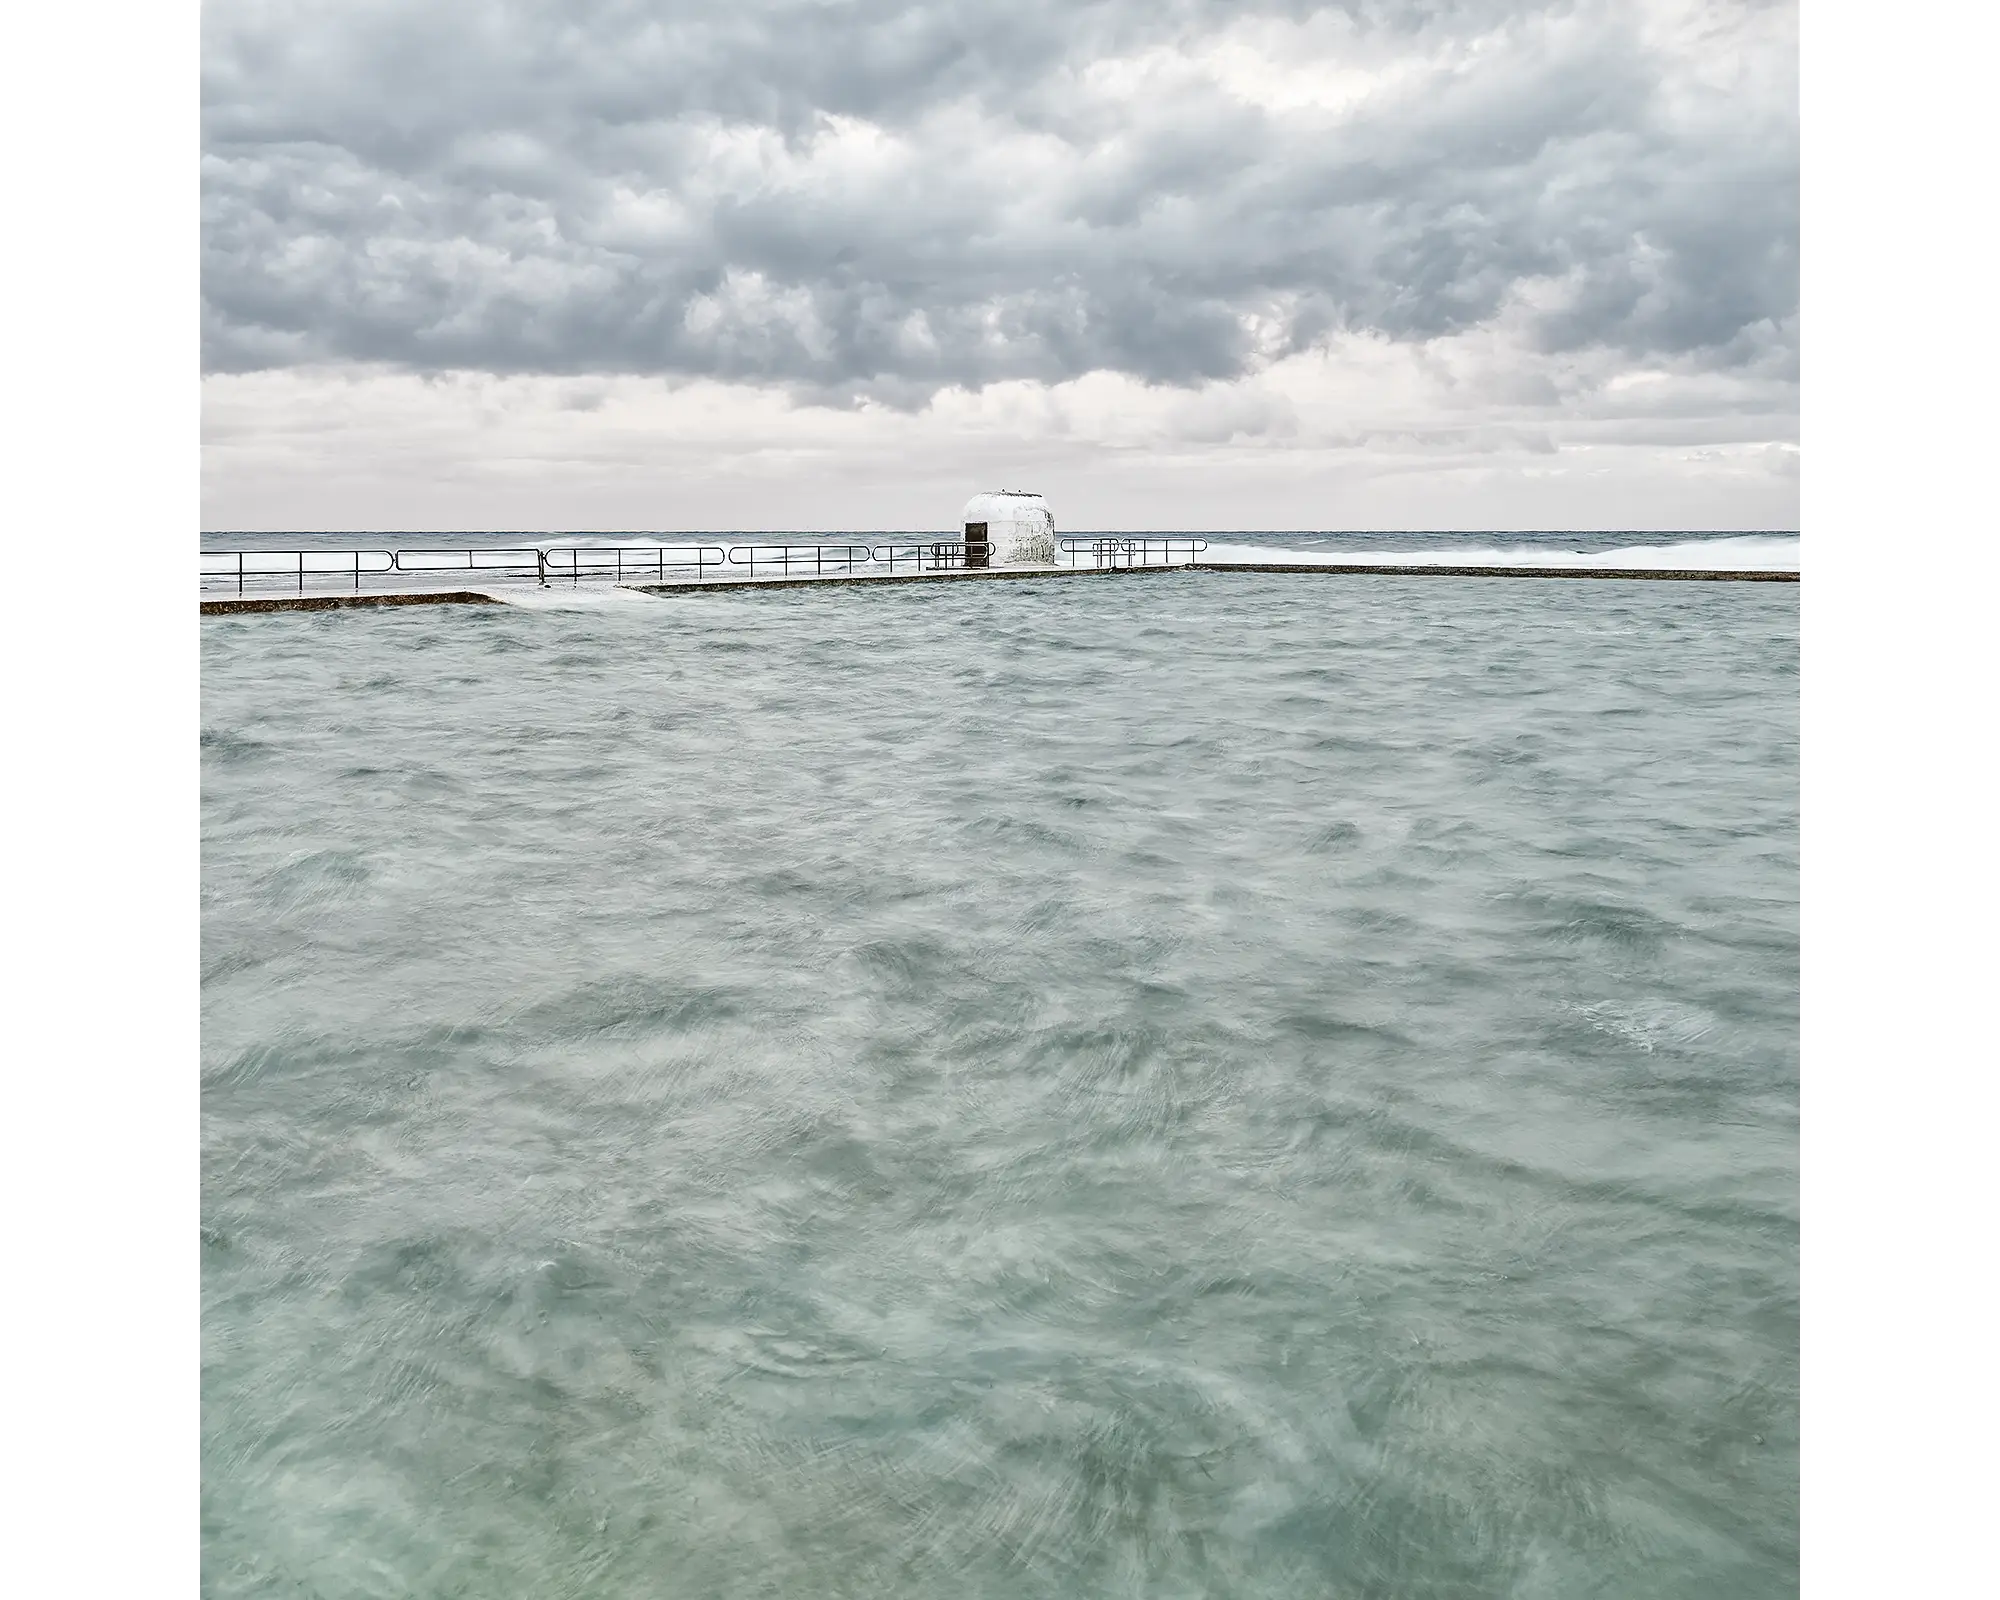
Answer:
top-left (961, 491), bottom-right (1056, 567)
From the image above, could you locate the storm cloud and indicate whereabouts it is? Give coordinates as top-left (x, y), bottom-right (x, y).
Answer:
top-left (201, 0), bottom-right (1799, 406)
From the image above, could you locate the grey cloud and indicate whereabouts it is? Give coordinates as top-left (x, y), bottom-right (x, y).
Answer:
top-left (202, 1), bottom-right (1798, 403)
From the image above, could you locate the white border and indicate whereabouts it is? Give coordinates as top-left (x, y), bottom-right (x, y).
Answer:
top-left (1805, 4), bottom-right (1995, 1593)
top-left (23, 2), bottom-right (1980, 1590)
top-left (5, 0), bottom-right (193, 1587)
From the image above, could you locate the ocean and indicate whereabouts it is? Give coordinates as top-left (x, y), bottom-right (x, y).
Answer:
top-left (202, 560), bottom-right (1799, 1596)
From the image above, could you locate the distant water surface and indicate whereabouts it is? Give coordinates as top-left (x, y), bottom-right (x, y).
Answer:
top-left (203, 573), bottom-right (1798, 1597)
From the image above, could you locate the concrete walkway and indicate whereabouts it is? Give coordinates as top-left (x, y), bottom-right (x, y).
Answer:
top-left (199, 559), bottom-right (1798, 614)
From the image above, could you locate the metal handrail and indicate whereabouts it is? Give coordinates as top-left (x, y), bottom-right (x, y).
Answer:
top-left (869, 541), bottom-right (969, 573)
top-left (725, 544), bottom-right (876, 578)
top-left (200, 550), bottom-right (397, 595)
top-left (1059, 537), bottom-right (1208, 569)
top-left (542, 546), bottom-right (729, 583)
top-left (391, 547), bottom-right (547, 578)
top-left (204, 534), bottom-right (1206, 597)
top-left (198, 544), bottom-right (731, 594)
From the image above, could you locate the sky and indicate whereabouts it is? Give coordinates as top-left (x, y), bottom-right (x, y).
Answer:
top-left (200, 0), bottom-right (1798, 532)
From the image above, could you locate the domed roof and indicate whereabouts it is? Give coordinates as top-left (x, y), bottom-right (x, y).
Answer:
top-left (961, 490), bottom-right (1057, 566)
top-left (963, 489), bottom-right (1050, 523)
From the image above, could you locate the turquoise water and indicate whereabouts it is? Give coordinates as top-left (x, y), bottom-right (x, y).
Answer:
top-left (202, 572), bottom-right (1798, 1597)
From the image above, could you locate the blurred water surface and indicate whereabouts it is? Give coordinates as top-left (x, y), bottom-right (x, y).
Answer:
top-left (202, 572), bottom-right (1798, 1598)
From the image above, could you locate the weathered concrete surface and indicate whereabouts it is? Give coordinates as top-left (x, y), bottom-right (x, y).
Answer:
top-left (200, 589), bottom-right (504, 616)
top-left (201, 560), bottom-right (1798, 614)
top-left (634, 562), bottom-right (1797, 596)
top-left (630, 565), bottom-right (1154, 596)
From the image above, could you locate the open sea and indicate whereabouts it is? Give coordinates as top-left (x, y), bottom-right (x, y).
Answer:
top-left (202, 558), bottom-right (1799, 1597)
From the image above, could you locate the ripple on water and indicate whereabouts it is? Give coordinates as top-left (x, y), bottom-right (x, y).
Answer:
top-left (203, 574), bottom-right (1797, 1598)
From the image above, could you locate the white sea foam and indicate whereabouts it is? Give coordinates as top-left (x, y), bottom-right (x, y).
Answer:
top-left (1197, 535), bottom-right (1800, 572)
top-left (499, 583), bottom-right (664, 610)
